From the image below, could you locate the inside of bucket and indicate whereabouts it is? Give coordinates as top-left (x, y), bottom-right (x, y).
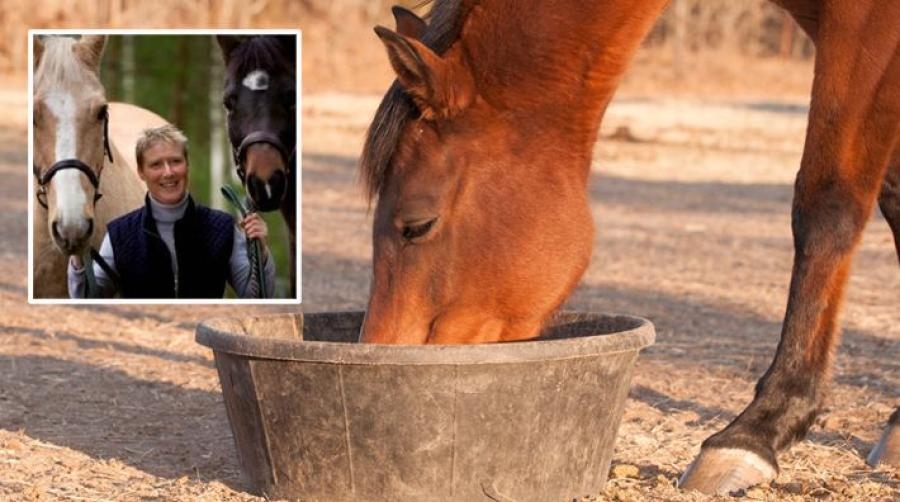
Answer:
top-left (212, 311), bottom-right (642, 344)
top-left (300, 311), bottom-right (643, 343)
top-left (537, 312), bottom-right (645, 341)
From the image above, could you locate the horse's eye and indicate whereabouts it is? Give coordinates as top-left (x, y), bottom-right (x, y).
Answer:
top-left (96, 104), bottom-right (108, 121)
top-left (401, 217), bottom-right (437, 241)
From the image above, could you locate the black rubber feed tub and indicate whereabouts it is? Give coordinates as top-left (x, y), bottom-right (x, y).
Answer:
top-left (196, 311), bottom-right (655, 502)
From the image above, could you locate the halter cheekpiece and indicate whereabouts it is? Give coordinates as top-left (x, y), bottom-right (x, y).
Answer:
top-left (34, 108), bottom-right (112, 210)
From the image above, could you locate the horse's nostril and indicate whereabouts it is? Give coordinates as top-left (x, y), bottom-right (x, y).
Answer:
top-left (51, 221), bottom-right (62, 241)
top-left (247, 171), bottom-right (287, 211)
top-left (270, 169), bottom-right (286, 187)
top-left (85, 218), bottom-right (94, 238)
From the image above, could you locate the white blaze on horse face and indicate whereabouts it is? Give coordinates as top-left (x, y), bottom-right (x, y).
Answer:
top-left (45, 91), bottom-right (89, 228)
top-left (242, 69), bottom-right (269, 91)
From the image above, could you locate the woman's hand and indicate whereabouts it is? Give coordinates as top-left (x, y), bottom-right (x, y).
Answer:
top-left (240, 212), bottom-right (269, 258)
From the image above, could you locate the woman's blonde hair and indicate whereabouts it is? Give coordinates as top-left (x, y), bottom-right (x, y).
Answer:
top-left (135, 124), bottom-right (189, 169)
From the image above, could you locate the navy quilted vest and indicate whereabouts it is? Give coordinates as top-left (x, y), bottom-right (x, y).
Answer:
top-left (107, 195), bottom-right (234, 298)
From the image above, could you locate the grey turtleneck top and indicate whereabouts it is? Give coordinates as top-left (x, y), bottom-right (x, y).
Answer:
top-left (67, 193), bottom-right (276, 298)
top-left (151, 192), bottom-right (189, 277)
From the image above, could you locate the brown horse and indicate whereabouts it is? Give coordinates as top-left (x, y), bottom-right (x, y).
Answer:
top-left (359, 1), bottom-right (900, 495)
top-left (32, 35), bottom-right (165, 298)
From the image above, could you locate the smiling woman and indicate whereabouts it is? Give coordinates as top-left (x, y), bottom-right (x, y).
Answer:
top-left (66, 124), bottom-right (277, 299)
top-left (136, 131), bottom-right (190, 205)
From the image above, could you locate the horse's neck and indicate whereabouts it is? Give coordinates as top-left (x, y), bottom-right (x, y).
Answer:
top-left (281, 155), bottom-right (297, 232)
top-left (461, 0), bottom-right (667, 134)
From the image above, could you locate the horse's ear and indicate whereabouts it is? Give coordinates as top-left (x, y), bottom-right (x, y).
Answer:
top-left (392, 6), bottom-right (426, 39)
top-left (76, 35), bottom-right (106, 72)
top-left (374, 26), bottom-right (473, 119)
top-left (276, 35), bottom-right (296, 66)
top-left (33, 36), bottom-right (44, 71)
top-left (217, 35), bottom-right (243, 63)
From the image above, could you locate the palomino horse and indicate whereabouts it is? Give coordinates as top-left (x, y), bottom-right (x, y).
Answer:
top-left (217, 35), bottom-right (297, 297)
top-left (359, 1), bottom-right (900, 495)
top-left (32, 35), bottom-right (165, 298)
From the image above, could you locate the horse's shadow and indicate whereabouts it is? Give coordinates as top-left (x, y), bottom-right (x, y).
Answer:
top-left (569, 281), bottom-right (899, 396)
top-left (0, 352), bottom-right (248, 492)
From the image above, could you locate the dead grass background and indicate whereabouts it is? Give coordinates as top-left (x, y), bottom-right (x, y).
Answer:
top-left (2, 1), bottom-right (898, 500)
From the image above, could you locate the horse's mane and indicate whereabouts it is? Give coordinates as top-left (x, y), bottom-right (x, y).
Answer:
top-left (360, 0), bottom-right (466, 201)
top-left (34, 36), bottom-right (101, 94)
top-left (227, 36), bottom-right (296, 80)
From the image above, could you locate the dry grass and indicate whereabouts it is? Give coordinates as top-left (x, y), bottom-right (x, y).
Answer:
top-left (4, 2), bottom-right (896, 500)
top-left (4, 0), bottom-right (402, 93)
top-left (7, 0), bottom-right (811, 94)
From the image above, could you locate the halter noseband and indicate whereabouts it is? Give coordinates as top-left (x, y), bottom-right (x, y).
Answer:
top-left (232, 130), bottom-right (295, 182)
top-left (34, 109), bottom-right (112, 210)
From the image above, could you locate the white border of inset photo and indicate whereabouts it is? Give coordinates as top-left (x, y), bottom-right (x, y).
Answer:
top-left (28, 29), bottom-right (302, 305)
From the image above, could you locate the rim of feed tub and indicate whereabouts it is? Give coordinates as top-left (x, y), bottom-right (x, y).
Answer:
top-left (195, 311), bottom-right (655, 366)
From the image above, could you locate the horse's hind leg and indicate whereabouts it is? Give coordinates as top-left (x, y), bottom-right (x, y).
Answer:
top-left (681, 3), bottom-right (900, 494)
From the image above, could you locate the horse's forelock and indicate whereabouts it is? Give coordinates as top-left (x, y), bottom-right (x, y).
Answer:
top-left (34, 37), bottom-right (103, 95)
top-left (227, 36), bottom-right (296, 82)
top-left (360, 0), bottom-right (467, 202)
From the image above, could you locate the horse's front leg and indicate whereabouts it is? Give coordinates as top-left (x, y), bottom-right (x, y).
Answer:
top-left (867, 159), bottom-right (900, 468)
top-left (868, 408), bottom-right (900, 467)
top-left (877, 154), bottom-right (900, 264)
top-left (680, 4), bottom-right (900, 493)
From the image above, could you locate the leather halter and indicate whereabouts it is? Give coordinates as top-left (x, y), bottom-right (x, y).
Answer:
top-left (232, 130), bottom-right (294, 182)
top-left (34, 109), bottom-right (112, 210)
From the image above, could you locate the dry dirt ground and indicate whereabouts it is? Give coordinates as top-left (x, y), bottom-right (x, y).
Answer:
top-left (3, 75), bottom-right (899, 501)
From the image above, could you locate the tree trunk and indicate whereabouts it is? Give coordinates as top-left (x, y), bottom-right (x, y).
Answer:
top-left (210, 37), bottom-right (226, 210)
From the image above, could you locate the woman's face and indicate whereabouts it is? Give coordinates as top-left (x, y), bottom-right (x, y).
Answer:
top-left (139, 141), bottom-right (189, 205)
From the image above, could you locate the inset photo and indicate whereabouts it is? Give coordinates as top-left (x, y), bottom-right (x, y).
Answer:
top-left (28, 30), bottom-right (300, 302)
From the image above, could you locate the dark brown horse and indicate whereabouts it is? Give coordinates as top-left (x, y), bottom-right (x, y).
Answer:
top-left (217, 35), bottom-right (297, 296)
top-left (359, 0), bottom-right (900, 495)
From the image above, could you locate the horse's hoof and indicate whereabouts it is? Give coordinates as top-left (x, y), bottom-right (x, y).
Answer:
top-left (867, 421), bottom-right (900, 467)
top-left (678, 448), bottom-right (777, 495)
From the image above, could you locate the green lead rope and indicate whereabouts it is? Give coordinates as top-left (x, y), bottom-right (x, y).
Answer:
top-left (83, 247), bottom-right (119, 299)
top-left (221, 185), bottom-right (267, 299)
top-left (83, 249), bottom-right (99, 298)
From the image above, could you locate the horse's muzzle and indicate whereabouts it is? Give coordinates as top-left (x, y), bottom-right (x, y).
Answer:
top-left (247, 168), bottom-right (287, 212)
top-left (234, 131), bottom-right (292, 211)
top-left (51, 217), bottom-right (93, 255)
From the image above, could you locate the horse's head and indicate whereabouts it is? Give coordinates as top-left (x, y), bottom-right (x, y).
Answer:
top-left (33, 35), bottom-right (110, 255)
top-left (359, 8), bottom-right (594, 344)
top-left (218, 35), bottom-right (296, 212)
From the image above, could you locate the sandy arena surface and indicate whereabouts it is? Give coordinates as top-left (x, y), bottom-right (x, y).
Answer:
top-left (2, 78), bottom-right (898, 500)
